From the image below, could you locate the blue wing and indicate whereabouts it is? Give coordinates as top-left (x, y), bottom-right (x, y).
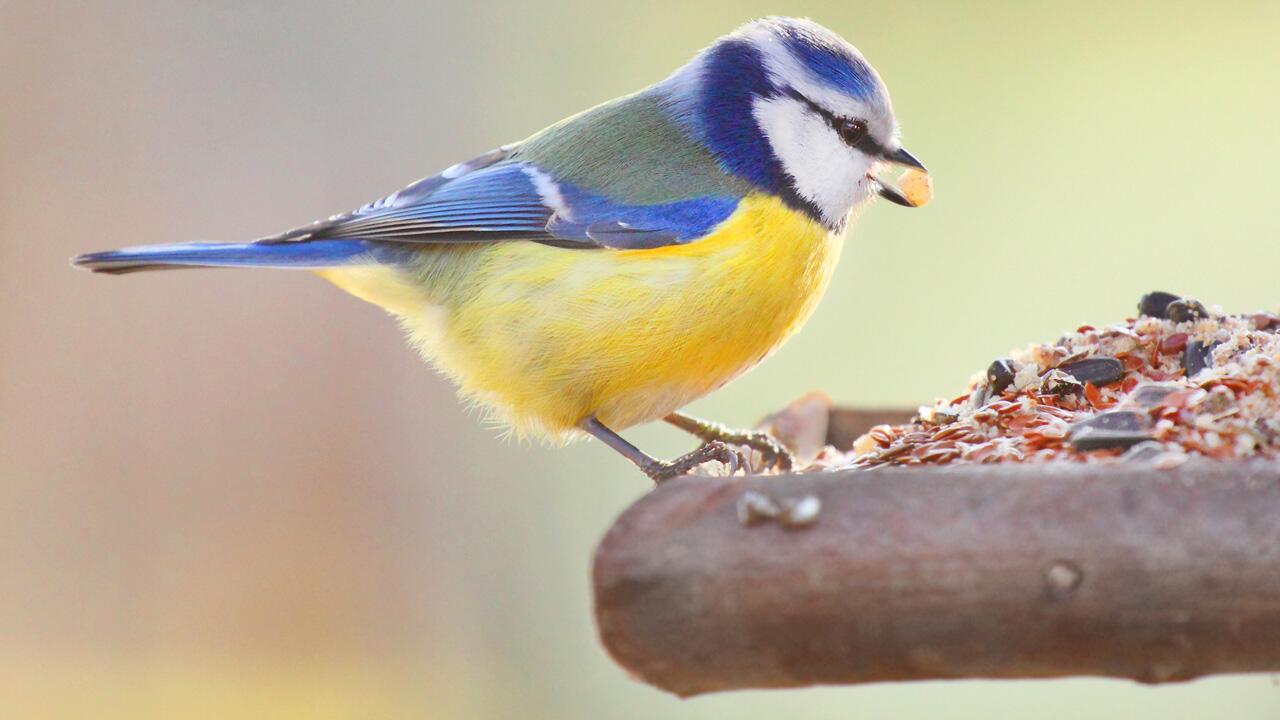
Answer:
top-left (261, 145), bottom-right (743, 250)
top-left (74, 145), bottom-right (746, 274)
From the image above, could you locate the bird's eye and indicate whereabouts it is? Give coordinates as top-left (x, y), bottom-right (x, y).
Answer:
top-left (836, 118), bottom-right (869, 147)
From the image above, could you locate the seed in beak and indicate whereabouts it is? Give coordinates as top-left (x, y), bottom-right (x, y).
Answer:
top-left (899, 168), bottom-right (934, 207)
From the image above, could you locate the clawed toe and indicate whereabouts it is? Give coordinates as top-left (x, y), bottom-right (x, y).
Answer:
top-left (663, 412), bottom-right (796, 474)
top-left (581, 414), bottom-right (795, 486)
top-left (738, 430), bottom-right (795, 472)
top-left (699, 428), bottom-right (794, 473)
top-left (643, 441), bottom-right (743, 483)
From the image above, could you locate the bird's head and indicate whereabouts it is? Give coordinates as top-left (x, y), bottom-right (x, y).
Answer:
top-left (662, 17), bottom-right (926, 230)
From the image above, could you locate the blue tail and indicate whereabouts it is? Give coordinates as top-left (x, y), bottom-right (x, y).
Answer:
top-left (72, 239), bottom-right (385, 275)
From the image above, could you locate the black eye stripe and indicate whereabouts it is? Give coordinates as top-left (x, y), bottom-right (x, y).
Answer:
top-left (780, 87), bottom-right (886, 156)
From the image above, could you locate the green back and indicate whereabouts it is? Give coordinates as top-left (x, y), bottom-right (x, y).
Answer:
top-left (512, 89), bottom-right (752, 204)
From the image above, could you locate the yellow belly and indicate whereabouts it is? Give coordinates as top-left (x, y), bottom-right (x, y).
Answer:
top-left (316, 194), bottom-right (845, 441)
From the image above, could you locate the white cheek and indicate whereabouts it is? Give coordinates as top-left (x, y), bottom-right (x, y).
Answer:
top-left (753, 96), bottom-right (874, 225)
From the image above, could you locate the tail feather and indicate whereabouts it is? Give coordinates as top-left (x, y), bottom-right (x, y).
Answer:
top-left (71, 239), bottom-right (383, 275)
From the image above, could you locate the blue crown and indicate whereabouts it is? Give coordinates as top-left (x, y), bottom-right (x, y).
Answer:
top-left (769, 19), bottom-right (879, 100)
top-left (664, 19), bottom-right (885, 222)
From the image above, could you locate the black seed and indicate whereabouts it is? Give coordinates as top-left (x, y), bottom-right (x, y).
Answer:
top-left (1070, 427), bottom-right (1155, 451)
top-left (1059, 357), bottom-right (1125, 386)
top-left (1166, 298), bottom-right (1208, 323)
top-left (1182, 340), bottom-right (1217, 377)
top-left (987, 358), bottom-right (1016, 395)
top-left (1129, 383), bottom-right (1180, 408)
top-left (1138, 291), bottom-right (1180, 319)
top-left (1070, 410), bottom-right (1150, 434)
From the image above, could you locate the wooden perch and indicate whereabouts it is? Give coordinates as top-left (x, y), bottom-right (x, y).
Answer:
top-left (592, 459), bottom-right (1280, 696)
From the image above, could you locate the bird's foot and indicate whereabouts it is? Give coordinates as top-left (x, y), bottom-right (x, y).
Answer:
top-left (708, 427), bottom-right (795, 473)
top-left (641, 441), bottom-right (747, 483)
top-left (664, 413), bottom-right (795, 473)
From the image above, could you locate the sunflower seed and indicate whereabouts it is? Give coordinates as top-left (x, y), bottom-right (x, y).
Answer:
top-left (1069, 427), bottom-right (1154, 451)
top-left (987, 358), bottom-right (1016, 395)
top-left (1138, 291), bottom-right (1180, 319)
top-left (1128, 382), bottom-right (1181, 408)
top-left (1167, 298), bottom-right (1208, 323)
top-left (1059, 357), bottom-right (1125, 386)
top-left (1183, 340), bottom-right (1217, 378)
top-left (1070, 410), bottom-right (1150, 434)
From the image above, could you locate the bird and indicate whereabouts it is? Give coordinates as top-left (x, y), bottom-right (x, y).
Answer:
top-left (73, 16), bottom-right (928, 483)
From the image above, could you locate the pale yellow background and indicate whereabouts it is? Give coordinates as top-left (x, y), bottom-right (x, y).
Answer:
top-left (3, 1), bottom-right (1280, 717)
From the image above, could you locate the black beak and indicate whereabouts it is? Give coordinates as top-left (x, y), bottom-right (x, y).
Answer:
top-left (874, 179), bottom-right (915, 207)
top-left (874, 145), bottom-right (928, 206)
top-left (884, 145), bottom-right (927, 172)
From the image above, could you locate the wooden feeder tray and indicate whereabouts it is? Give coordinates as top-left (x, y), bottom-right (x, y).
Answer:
top-left (591, 408), bottom-right (1280, 696)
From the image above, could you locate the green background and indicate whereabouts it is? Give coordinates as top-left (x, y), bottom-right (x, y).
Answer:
top-left (3, 1), bottom-right (1279, 716)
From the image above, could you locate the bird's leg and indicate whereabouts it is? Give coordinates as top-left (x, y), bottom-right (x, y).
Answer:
top-left (580, 416), bottom-right (744, 484)
top-left (663, 411), bottom-right (794, 472)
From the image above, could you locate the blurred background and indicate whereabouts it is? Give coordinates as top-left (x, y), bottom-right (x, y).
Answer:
top-left (4, 0), bottom-right (1280, 717)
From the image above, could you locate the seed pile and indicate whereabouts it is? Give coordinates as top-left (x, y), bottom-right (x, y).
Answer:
top-left (829, 292), bottom-right (1280, 470)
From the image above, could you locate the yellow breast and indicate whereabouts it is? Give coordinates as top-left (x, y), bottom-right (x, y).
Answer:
top-left (317, 194), bottom-right (845, 441)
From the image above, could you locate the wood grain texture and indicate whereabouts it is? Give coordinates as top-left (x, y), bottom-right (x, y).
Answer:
top-left (593, 460), bottom-right (1280, 696)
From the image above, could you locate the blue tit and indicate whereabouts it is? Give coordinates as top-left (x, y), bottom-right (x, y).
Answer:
top-left (74, 17), bottom-right (929, 482)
